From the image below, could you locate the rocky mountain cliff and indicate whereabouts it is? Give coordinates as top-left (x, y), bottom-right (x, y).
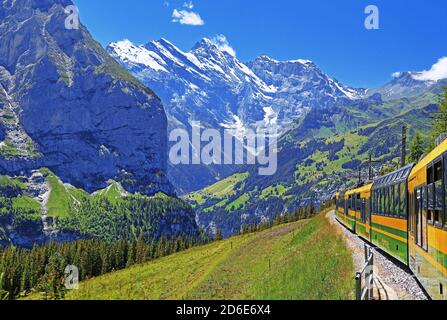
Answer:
top-left (0, 0), bottom-right (201, 247)
top-left (0, 0), bottom-right (172, 195)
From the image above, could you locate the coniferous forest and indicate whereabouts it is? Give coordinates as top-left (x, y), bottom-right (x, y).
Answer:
top-left (0, 201), bottom-right (324, 300)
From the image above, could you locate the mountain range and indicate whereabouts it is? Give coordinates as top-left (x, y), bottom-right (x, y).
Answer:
top-left (0, 0), bottom-right (446, 243)
top-left (108, 37), bottom-right (446, 194)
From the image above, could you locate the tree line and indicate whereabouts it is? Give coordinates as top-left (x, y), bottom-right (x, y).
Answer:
top-left (237, 200), bottom-right (320, 235)
top-left (0, 200), bottom-right (329, 300)
top-left (0, 234), bottom-right (209, 300)
top-left (408, 87), bottom-right (447, 163)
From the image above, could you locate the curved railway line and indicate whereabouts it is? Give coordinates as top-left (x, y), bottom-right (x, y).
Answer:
top-left (334, 136), bottom-right (447, 300)
top-left (328, 210), bottom-right (427, 300)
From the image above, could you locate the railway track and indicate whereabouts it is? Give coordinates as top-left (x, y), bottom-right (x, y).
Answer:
top-left (328, 210), bottom-right (428, 300)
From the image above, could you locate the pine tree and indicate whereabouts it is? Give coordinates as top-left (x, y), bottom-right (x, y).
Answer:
top-left (409, 131), bottom-right (425, 163)
top-left (0, 272), bottom-right (9, 300)
top-left (215, 228), bottom-right (223, 241)
top-left (428, 87), bottom-right (447, 150)
top-left (36, 252), bottom-right (66, 300)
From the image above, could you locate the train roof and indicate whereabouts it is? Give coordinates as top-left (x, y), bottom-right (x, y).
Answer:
top-left (372, 163), bottom-right (414, 190)
top-left (345, 183), bottom-right (373, 196)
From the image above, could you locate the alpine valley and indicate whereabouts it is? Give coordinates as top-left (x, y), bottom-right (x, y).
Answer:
top-left (0, 0), bottom-right (446, 245)
top-left (108, 36), bottom-right (446, 237)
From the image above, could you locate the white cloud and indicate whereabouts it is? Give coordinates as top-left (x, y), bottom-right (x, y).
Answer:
top-left (210, 34), bottom-right (236, 57)
top-left (172, 9), bottom-right (205, 26)
top-left (413, 57), bottom-right (447, 81)
top-left (391, 72), bottom-right (402, 78)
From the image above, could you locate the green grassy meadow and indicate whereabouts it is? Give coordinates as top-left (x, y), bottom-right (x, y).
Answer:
top-left (58, 210), bottom-right (354, 300)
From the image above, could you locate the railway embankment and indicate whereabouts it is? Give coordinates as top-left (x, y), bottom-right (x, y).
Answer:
top-left (328, 210), bottom-right (428, 300)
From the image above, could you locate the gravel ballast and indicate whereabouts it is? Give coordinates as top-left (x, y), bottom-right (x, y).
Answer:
top-left (328, 211), bottom-right (428, 300)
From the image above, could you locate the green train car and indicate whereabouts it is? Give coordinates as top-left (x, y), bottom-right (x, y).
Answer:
top-left (336, 139), bottom-right (447, 300)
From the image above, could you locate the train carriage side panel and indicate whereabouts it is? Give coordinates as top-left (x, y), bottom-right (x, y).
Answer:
top-left (344, 188), bottom-right (357, 232)
top-left (408, 139), bottom-right (447, 300)
top-left (371, 164), bottom-right (412, 265)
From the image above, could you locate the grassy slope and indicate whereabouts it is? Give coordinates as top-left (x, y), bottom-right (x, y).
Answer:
top-left (40, 168), bottom-right (130, 219)
top-left (63, 210), bottom-right (354, 300)
top-left (184, 172), bottom-right (249, 209)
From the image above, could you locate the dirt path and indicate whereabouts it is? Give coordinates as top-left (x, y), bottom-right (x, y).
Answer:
top-left (327, 210), bottom-right (428, 300)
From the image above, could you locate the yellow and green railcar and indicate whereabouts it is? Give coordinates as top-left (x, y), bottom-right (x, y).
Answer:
top-left (353, 184), bottom-right (372, 241)
top-left (335, 191), bottom-right (347, 226)
top-left (335, 189), bottom-right (355, 232)
top-left (407, 138), bottom-right (447, 300)
top-left (370, 164), bottom-right (413, 265)
top-left (337, 138), bottom-right (447, 299)
top-left (336, 185), bottom-right (372, 234)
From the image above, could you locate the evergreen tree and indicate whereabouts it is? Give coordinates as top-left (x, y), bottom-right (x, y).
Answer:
top-left (36, 252), bottom-right (66, 300)
top-left (428, 87), bottom-right (447, 150)
top-left (409, 131), bottom-right (425, 163)
top-left (0, 273), bottom-right (9, 300)
top-left (215, 228), bottom-right (223, 241)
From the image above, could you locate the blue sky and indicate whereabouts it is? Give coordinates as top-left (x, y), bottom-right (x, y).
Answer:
top-left (73, 0), bottom-right (447, 88)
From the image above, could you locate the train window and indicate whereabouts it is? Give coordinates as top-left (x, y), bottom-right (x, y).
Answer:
top-left (375, 191), bottom-right (378, 213)
top-left (422, 186), bottom-right (427, 210)
top-left (428, 166), bottom-right (434, 184)
top-left (416, 188), bottom-right (422, 247)
top-left (428, 183), bottom-right (434, 224)
top-left (378, 191), bottom-right (381, 213)
top-left (427, 164), bottom-right (435, 224)
top-left (435, 160), bottom-right (443, 181)
top-left (380, 188), bottom-right (384, 215)
top-left (400, 182), bottom-right (407, 218)
top-left (383, 187), bottom-right (387, 216)
top-left (387, 187), bottom-right (391, 216)
top-left (395, 184), bottom-right (400, 217)
top-left (356, 194), bottom-right (361, 211)
top-left (434, 160), bottom-right (444, 226)
top-left (444, 155), bottom-right (447, 228)
top-left (390, 185), bottom-right (395, 216)
top-left (435, 180), bottom-right (443, 225)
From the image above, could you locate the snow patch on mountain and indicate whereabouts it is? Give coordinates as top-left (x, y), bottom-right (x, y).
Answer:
top-left (108, 40), bottom-right (168, 73)
top-left (108, 37), bottom-right (366, 134)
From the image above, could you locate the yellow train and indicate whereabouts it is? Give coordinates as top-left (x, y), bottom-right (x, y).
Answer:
top-left (336, 138), bottom-right (447, 300)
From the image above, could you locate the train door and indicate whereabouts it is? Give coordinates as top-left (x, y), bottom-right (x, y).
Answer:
top-left (416, 186), bottom-right (428, 251)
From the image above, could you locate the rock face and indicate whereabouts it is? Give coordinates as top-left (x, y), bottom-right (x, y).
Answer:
top-left (108, 38), bottom-right (366, 132)
top-left (367, 71), bottom-right (447, 101)
top-left (0, 0), bottom-right (172, 195)
top-left (107, 38), bottom-right (369, 192)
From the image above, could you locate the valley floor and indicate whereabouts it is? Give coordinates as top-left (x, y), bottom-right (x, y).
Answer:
top-left (29, 209), bottom-right (355, 300)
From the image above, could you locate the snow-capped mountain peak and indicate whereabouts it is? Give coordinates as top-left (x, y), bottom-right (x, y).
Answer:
top-left (108, 37), bottom-right (369, 132)
top-left (368, 70), bottom-right (445, 101)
